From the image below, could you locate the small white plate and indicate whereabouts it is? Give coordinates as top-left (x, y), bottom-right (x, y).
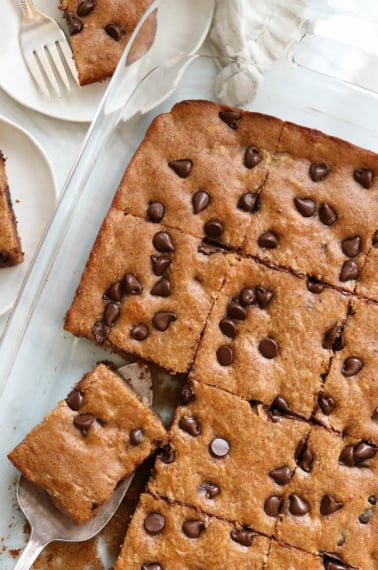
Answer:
top-left (0, 116), bottom-right (58, 316)
top-left (0, 0), bottom-right (108, 122)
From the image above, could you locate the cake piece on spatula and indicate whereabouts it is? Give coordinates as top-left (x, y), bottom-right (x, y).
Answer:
top-left (0, 151), bottom-right (23, 267)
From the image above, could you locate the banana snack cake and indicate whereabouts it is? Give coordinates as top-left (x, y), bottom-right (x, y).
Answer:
top-left (62, 100), bottom-right (377, 567)
top-left (0, 151), bottom-right (23, 267)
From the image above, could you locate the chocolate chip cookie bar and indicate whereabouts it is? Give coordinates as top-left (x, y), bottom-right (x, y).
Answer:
top-left (191, 255), bottom-right (349, 418)
top-left (315, 298), bottom-right (378, 445)
top-left (356, 241), bottom-right (378, 302)
top-left (64, 209), bottom-right (228, 374)
top-left (114, 492), bottom-right (271, 570)
top-left (8, 363), bottom-right (167, 525)
top-left (148, 379), bottom-right (310, 537)
top-left (266, 542), bottom-right (325, 569)
top-left (243, 121), bottom-right (378, 292)
top-left (0, 152), bottom-right (23, 267)
top-left (59, 0), bottom-right (153, 85)
top-left (112, 99), bottom-right (284, 249)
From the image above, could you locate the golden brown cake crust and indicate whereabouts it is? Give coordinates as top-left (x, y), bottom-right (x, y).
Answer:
top-left (8, 363), bottom-right (167, 525)
top-left (0, 152), bottom-right (23, 267)
top-left (59, 0), bottom-right (154, 85)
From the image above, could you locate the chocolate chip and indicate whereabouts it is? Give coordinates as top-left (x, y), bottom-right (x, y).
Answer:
top-left (141, 564), bottom-right (162, 570)
top-left (372, 408), bottom-right (378, 421)
top-left (130, 428), bottom-right (143, 445)
top-left (181, 381), bottom-right (195, 405)
top-left (258, 231), bottom-right (278, 249)
top-left (318, 393), bottom-right (336, 415)
top-left (199, 482), bottom-right (220, 499)
top-left (238, 192), bottom-right (258, 212)
top-left (264, 495), bottom-right (283, 517)
top-left (339, 260), bottom-right (359, 282)
top-left (92, 321), bottom-right (110, 343)
top-left (353, 168), bottom-right (374, 188)
top-left (124, 273), bottom-right (143, 294)
top-left (230, 528), bottom-right (255, 547)
top-left (289, 494), bottom-right (310, 516)
top-left (150, 278), bottom-right (171, 297)
top-left (320, 494), bottom-right (343, 515)
top-left (294, 197), bottom-right (316, 217)
top-left (341, 236), bottom-right (361, 258)
top-left (358, 509), bottom-right (374, 524)
top-left (269, 396), bottom-right (301, 420)
top-left (104, 281), bottom-right (123, 302)
top-left (209, 437), bottom-right (230, 458)
top-left (131, 323), bottom-right (149, 341)
top-left (153, 232), bottom-right (175, 253)
top-left (339, 444), bottom-right (355, 467)
top-left (256, 287), bottom-right (273, 308)
top-left (353, 442), bottom-right (376, 464)
top-left (182, 519), bottom-right (205, 538)
top-left (192, 191), bottom-right (210, 213)
top-left (96, 418), bottom-right (106, 427)
top-left (104, 302), bottom-right (120, 327)
top-left (240, 287), bottom-right (256, 306)
top-left (219, 318), bottom-right (237, 339)
top-left (341, 356), bottom-right (363, 377)
top-left (368, 495), bottom-right (376, 505)
top-left (322, 323), bottom-right (339, 349)
top-left (216, 345), bottom-right (234, 366)
top-left (179, 416), bottom-right (201, 437)
top-left (323, 554), bottom-right (352, 570)
top-left (160, 444), bottom-right (175, 464)
top-left (204, 219), bottom-right (224, 238)
top-left (268, 465), bottom-right (293, 485)
top-left (319, 203), bottom-right (337, 225)
top-left (64, 11), bottom-right (83, 34)
top-left (244, 147), bottom-right (262, 169)
top-left (143, 512), bottom-right (165, 535)
top-left (258, 337), bottom-right (278, 359)
top-left (152, 311), bottom-right (177, 331)
top-left (227, 302), bottom-right (247, 320)
top-left (307, 278), bottom-right (324, 294)
top-left (150, 255), bottom-right (171, 276)
top-left (295, 438), bottom-right (314, 472)
top-left (77, 0), bottom-right (96, 17)
top-left (73, 413), bottom-right (94, 436)
top-left (168, 159), bottom-right (192, 178)
top-left (147, 201), bottom-right (165, 223)
top-left (219, 110), bottom-right (242, 129)
top-left (105, 23), bottom-right (124, 41)
top-left (66, 389), bottom-right (84, 411)
top-left (309, 162), bottom-right (330, 182)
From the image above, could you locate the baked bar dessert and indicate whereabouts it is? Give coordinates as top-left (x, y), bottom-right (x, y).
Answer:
top-left (356, 240), bottom-right (378, 302)
top-left (315, 297), bottom-right (378, 445)
top-left (266, 542), bottom-right (325, 569)
top-left (114, 492), bottom-right (271, 570)
top-left (8, 362), bottom-right (167, 524)
top-left (112, 100), bottom-right (284, 250)
top-left (243, 121), bottom-right (378, 292)
top-left (64, 209), bottom-right (228, 374)
top-left (148, 379), bottom-right (310, 537)
top-left (191, 255), bottom-right (349, 418)
top-left (0, 151), bottom-right (23, 267)
top-left (59, 0), bottom-right (154, 85)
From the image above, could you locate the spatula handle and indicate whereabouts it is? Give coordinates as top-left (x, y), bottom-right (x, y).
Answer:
top-left (13, 529), bottom-right (47, 570)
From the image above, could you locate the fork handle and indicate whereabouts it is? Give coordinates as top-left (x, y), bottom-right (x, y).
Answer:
top-left (13, 529), bottom-right (48, 570)
top-left (18, 0), bottom-right (38, 18)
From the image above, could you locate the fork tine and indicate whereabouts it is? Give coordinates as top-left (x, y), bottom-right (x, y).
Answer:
top-left (47, 43), bottom-right (71, 92)
top-left (58, 40), bottom-right (80, 85)
top-left (36, 48), bottom-right (61, 97)
top-left (24, 53), bottom-right (51, 99)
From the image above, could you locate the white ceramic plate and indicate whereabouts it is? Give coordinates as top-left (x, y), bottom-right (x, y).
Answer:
top-left (0, 115), bottom-right (58, 316)
top-left (0, 0), bottom-right (107, 122)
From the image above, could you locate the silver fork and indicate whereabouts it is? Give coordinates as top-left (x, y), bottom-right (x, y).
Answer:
top-left (17, 0), bottom-right (79, 98)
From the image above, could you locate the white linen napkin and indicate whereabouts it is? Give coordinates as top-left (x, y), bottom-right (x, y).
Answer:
top-left (208, 0), bottom-right (306, 106)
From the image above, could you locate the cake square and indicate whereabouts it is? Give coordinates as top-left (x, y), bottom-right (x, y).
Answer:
top-left (64, 209), bottom-right (228, 373)
top-left (191, 255), bottom-right (349, 418)
top-left (275, 424), bottom-right (378, 570)
top-left (314, 298), bottom-right (378, 445)
top-left (59, 0), bottom-right (154, 85)
top-left (0, 151), bottom-right (23, 267)
top-left (148, 380), bottom-right (310, 537)
top-left (112, 100), bottom-right (284, 249)
top-left (115, 492), bottom-right (271, 570)
top-left (8, 363), bottom-right (167, 524)
top-left (243, 121), bottom-right (378, 292)
top-left (266, 541), bottom-right (324, 569)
